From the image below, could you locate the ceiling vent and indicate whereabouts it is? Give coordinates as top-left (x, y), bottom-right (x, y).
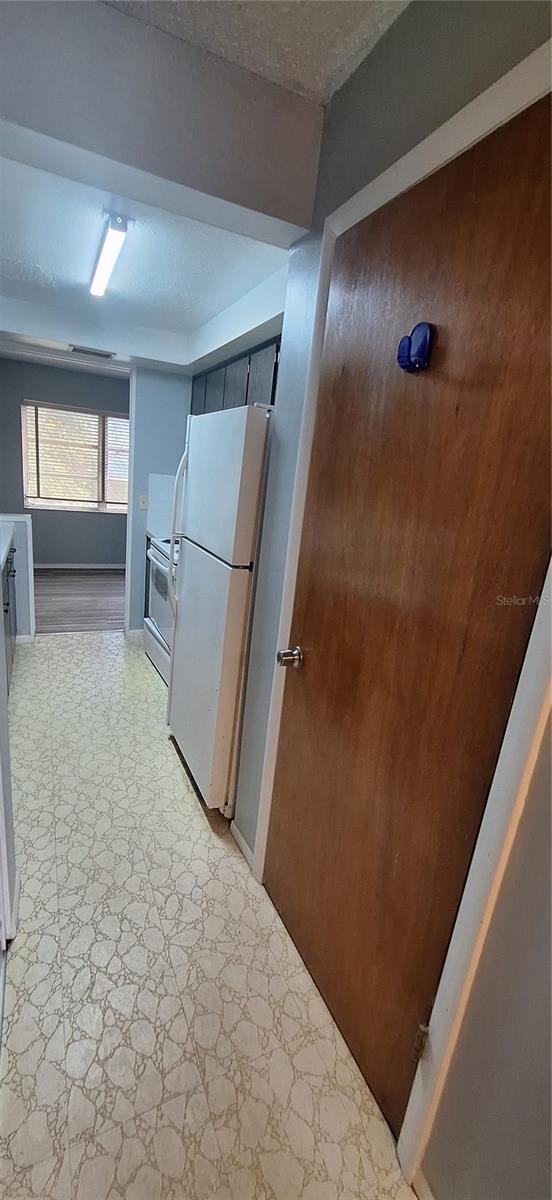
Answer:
top-left (69, 344), bottom-right (115, 360)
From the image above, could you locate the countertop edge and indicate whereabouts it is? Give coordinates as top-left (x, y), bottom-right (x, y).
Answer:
top-left (0, 523), bottom-right (15, 572)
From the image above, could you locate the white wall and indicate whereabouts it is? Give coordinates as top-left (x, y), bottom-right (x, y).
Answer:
top-left (186, 268), bottom-right (288, 370)
top-left (127, 368), bottom-right (191, 631)
top-left (0, 295), bottom-right (193, 371)
top-left (234, 234), bottom-right (322, 848)
top-left (0, 1), bottom-right (322, 230)
top-left (0, 256), bottom-right (288, 372)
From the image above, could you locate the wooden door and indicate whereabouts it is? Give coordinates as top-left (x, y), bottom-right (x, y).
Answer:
top-left (264, 98), bottom-right (551, 1136)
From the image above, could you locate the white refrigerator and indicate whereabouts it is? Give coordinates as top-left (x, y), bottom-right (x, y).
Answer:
top-left (167, 405), bottom-right (269, 814)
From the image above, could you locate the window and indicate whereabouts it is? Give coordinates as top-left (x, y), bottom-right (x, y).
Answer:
top-left (21, 402), bottom-right (129, 513)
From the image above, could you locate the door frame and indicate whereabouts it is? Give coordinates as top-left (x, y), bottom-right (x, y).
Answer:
top-left (253, 40), bottom-right (551, 1182)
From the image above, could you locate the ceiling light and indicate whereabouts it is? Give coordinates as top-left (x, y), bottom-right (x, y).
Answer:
top-left (90, 213), bottom-right (128, 297)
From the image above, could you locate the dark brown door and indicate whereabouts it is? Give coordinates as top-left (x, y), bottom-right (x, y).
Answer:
top-left (264, 98), bottom-right (551, 1136)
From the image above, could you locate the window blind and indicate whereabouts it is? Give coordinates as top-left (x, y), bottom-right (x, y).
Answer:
top-left (21, 402), bottom-right (129, 512)
top-left (105, 416), bottom-right (130, 507)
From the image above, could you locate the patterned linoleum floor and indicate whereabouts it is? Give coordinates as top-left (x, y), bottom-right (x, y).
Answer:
top-left (0, 633), bottom-right (414, 1200)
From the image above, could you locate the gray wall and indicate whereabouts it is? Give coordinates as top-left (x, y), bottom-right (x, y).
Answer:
top-left (423, 719), bottom-right (551, 1200)
top-left (315, 0), bottom-right (551, 223)
top-left (127, 367), bottom-right (191, 631)
top-left (0, 358), bottom-right (129, 566)
top-left (233, 0), bottom-right (551, 854)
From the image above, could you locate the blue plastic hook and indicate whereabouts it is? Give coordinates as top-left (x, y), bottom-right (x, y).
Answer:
top-left (397, 322), bottom-right (435, 373)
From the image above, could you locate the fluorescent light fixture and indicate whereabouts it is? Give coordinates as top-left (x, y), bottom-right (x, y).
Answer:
top-left (90, 213), bottom-right (128, 297)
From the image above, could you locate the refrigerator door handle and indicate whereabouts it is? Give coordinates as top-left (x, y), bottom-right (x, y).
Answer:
top-left (168, 446), bottom-right (188, 614)
top-left (167, 533), bottom-right (178, 614)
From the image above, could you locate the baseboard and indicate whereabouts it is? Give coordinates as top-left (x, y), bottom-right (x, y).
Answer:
top-left (16, 634), bottom-right (34, 644)
top-left (412, 1170), bottom-right (436, 1200)
top-left (34, 563), bottom-right (126, 570)
top-left (230, 820), bottom-right (254, 867)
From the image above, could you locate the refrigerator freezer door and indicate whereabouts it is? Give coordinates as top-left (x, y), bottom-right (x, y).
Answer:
top-left (168, 540), bottom-right (250, 809)
top-left (174, 405), bottom-right (268, 566)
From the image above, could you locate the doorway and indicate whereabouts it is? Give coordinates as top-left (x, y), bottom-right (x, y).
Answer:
top-left (34, 568), bottom-right (125, 633)
top-left (10, 372), bottom-right (131, 634)
top-left (264, 97), bottom-right (551, 1135)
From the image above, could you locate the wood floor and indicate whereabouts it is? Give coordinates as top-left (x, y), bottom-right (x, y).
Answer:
top-left (34, 569), bottom-right (126, 633)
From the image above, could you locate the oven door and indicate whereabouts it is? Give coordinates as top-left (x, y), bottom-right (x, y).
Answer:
top-left (146, 546), bottom-right (174, 652)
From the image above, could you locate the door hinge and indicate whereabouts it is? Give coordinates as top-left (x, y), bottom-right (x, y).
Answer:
top-left (411, 1023), bottom-right (429, 1064)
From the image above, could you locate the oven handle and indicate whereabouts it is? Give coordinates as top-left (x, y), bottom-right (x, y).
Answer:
top-left (147, 547), bottom-right (170, 578)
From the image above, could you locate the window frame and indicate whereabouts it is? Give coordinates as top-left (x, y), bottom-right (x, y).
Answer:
top-left (21, 399), bottom-right (130, 514)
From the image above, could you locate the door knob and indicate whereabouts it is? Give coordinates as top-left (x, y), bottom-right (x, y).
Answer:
top-left (276, 646), bottom-right (303, 670)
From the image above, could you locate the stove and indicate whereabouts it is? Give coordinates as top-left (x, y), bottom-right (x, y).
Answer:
top-left (144, 536), bottom-right (177, 683)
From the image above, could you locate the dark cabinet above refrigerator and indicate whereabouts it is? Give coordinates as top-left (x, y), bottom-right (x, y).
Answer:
top-left (191, 338), bottom-right (279, 416)
top-left (223, 357), bottom-right (249, 410)
top-left (205, 367), bottom-right (226, 413)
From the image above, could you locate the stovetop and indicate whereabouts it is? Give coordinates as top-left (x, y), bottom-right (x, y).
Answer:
top-left (150, 536), bottom-right (178, 562)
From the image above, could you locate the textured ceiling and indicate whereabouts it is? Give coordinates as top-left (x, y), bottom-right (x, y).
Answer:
top-left (107, 0), bottom-right (409, 104)
top-left (0, 158), bottom-right (287, 334)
